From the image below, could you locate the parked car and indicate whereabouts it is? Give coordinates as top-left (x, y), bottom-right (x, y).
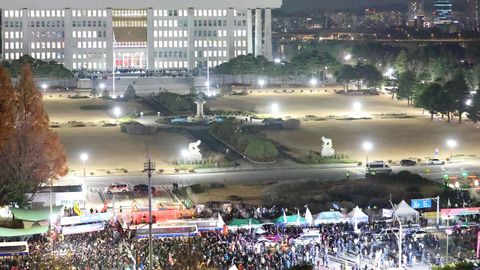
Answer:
top-left (366, 161), bottom-right (392, 174)
top-left (400, 159), bottom-right (417, 166)
top-left (410, 229), bottom-right (427, 241)
top-left (428, 158), bottom-right (445, 165)
top-left (106, 183), bottom-right (129, 194)
top-left (133, 184), bottom-right (156, 193)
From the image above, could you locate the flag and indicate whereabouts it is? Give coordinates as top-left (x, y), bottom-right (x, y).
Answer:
top-left (283, 208), bottom-right (287, 224)
top-left (305, 205), bottom-right (313, 225)
top-left (296, 209), bottom-right (300, 225)
top-left (217, 213), bottom-right (225, 227)
top-left (332, 203), bottom-right (340, 210)
top-left (448, 198), bottom-right (451, 207)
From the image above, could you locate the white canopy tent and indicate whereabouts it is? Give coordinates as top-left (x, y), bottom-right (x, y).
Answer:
top-left (395, 200), bottom-right (419, 222)
top-left (348, 206), bottom-right (369, 224)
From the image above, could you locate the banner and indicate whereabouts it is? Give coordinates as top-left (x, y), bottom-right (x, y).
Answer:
top-left (62, 223), bottom-right (105, 235)
top-left (60, 212), bottom-right (113, 226)
top-left (411, 199), bottom-right (432, 209)
top-left (441, 207), bottom-right (480, 218)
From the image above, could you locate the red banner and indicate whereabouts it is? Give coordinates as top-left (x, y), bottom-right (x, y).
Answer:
top-left (440, 207), bottom-right (480, 217)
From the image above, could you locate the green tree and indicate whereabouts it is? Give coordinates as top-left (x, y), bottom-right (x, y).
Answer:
top-left (124, 84), bottom-right (136, 100)
top-left (467, 92), bottom-right (480, 123)
top-left (336, 65), bottom-right (356, 92)
top-left (394, 50), bottom-right (408, 74)
top-left (397, 71), bottom-right (417, 105)
top-left (444, 71), bottom-right (469, 122)
top-left (244, 139), bottom-right (279, 161)
top-left (361, 64), bottom-right (383, 90)
top-left (414, 83), bottom-right (443, 120)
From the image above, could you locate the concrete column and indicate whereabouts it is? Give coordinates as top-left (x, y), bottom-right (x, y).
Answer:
top-left (254, 8), bottom-right (263, 57)
top-left (106, 8), bottom-right (114, 72)
top-left (22, 9), bottom-right (30, 56)
top-left (146, 8), bottom-right (154, 71)
top-left (187, 7), bottom-right (195, 71)
top-left (246, 9), bottom-right (253, 54)
top-left (226, 8), bottom-right (235, 60)
top-left (264, 8), bottom-right (272, 61)
top-left (63, 8), bottom-right (73, 70)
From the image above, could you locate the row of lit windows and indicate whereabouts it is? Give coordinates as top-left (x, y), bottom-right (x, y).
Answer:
top-left (195, 50), bottom-right (228, 58)
top-left (114, 42), bottom-right (147, 48)
top-left (153, 10), bottom-right (188, 17)
top-left (155, 61), bottom-right (188, 69)
top-left (235, 40), bottom-right (247, 47)
top-left (77, 41), bottom-right (107, 49)
top-left (234, 30), bottom-right (247, 37)
top-left (194, 30), bottom-right (225, 37)
top-left (31, 42), bottom-right (64, 49)
top-left (153, 30), bottom-right (188, 38)
top-left (29, 21), bottom-right (64, 28)
top-left (29, 10), bottom-right (65, 18)
top-left (113, 10), bottom-right (146, 17)
top-left (72, 31), bottom-right (107, 39)
top-left (155, 51), bottom-right (186, 58)
top-left (113, 21), bottom-right (147, 27)
top-left (193, 20), bottom-right (228, 27)
top-left (3, 21), bottom-right (22, 28)
top-left (154, 40), bottom-right (188, 48)
top-left (4, 31), bottom-right (23, 39)
top-left (3, 10), bottom-right (24, 18)
top-left (195, 60), bottom-right (227, 68)
top-left (235, 50), bottom-right (247, 57)
top-left (73, 53), bottom-right (106, 59)
top-left (194, 40), bottom-right (228, 48)
top-left (154, 20), bottom-right (188, 28)
top-left (31, 52), bottom-right (63, 60)
top-left (73, 10), bottom-right (107, 18)
top-left (73, 62), bottom-right (106, 70)
top-left (4, 53), bottom-right (22, 60)
top-left (73, 20), bottom-right (106, 28)
top-left (4, 42), bottom-right (23, 50)
top-left (193, 10), bottom-right (228, 17)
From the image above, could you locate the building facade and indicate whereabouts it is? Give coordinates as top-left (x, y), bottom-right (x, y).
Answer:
top-left (0, 0), bottom-right (281, 72)
top-left (433, 0), bottom-right (453, 25)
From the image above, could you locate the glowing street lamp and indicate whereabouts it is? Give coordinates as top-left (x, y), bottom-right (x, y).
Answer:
top-left (99, 83), bottom-right (106, 91)
top-left (446, 139), bottom-right (457, 160)
top-left (362, 141), bottom-right (373, 165)
top-left (113, 107), bottom-right (121, 120)
top-left (344, 53), bottom-right (352, 61)
top-left (181, 149), bottom-right (189, 163)
top-left (353, 101), bottom-right (362, 117)
top-left (41, 84), bottom-right (48, 94)
top-left (274, 58), bottom-right (281, 64)
top-left (271, 103), bottom-right (279, 117)
top-left (310, 78), bottom-right (318, 87)
top-left (258, 79), bottom-right (265, 89)
top-left (80, 152), bottom-right (89, 178)
top-left (466, 99), bottom-right (472, 106)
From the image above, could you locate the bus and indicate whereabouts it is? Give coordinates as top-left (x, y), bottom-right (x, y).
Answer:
top-left (0, 242), bottom-right (29, 257)
top-left (135, 223), bottom-right (198, 238)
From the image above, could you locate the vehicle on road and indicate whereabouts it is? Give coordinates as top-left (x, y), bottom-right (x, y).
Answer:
top-left (293, 232), bottom-right (321, 246)
top-left (410, 229), bottom-right (427, 241)
top-left (106, 183), bottom-right (129, 194)
top-left (400, 159), bottom-right (417, 166)
top-left (366, 161), bottom-right (392, 174)
top-left (133, 184), bottom-right (156, 193)
top-left (374, 228), bottom-right (399, 240)
top-left (427, 158), bottom-right (445, 165)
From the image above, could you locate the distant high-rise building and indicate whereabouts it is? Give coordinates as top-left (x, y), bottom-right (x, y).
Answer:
top-left (433, 0), bottom-right (453, 25)
top-left (465, 0), bottom-right (480, 28)
top-left (408, 0), bottom-right (424, 23)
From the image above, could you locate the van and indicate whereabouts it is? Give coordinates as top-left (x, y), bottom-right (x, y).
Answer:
top-left (366, 161), bottom-right (392, 174)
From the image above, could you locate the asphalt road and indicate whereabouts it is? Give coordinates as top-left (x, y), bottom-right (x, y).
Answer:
top-left (68, 159), bottom-right (480, 190)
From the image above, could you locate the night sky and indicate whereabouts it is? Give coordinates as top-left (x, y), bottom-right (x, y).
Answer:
top-left (281, 0), bottom-right (464, 13)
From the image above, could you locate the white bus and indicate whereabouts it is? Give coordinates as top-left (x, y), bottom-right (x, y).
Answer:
top-left (0, 241), bottom-right (29, 257)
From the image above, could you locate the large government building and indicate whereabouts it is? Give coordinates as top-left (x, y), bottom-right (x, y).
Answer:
top-left (0, 0), bottom-right (282, 72)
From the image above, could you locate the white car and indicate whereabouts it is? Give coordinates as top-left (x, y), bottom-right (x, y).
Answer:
top-left (411, 229), bottom-right (427, 241)
top-left (366, 161), bottom-right (393, 174)
top-left (428, 158), bottom-right (445, 165)
top-left (105, 183), bottom-right (129, 194)
top-left (293, 233), bottom-right (321, 246)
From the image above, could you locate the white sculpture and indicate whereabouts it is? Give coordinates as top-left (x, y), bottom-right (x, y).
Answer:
top-left (321, 136), bottom-right (335, 157)
top-left (188, 140), bottom-right (203, 161)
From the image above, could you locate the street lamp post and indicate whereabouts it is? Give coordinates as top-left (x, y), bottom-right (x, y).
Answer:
top-left (362, 141), bottom-right (373, 166)
top-left (446, 139), bottom-right (457, 160)
top-left (258, 79), bottom-right (265, 89)
top-left (144, 159), bottom-right (156, 270)
top-left (445, 216), bottom-right (452, 264)
top-left (353, 102), bottom-right (362, 117)
top-left (271, 103), bottom-right (279, 118)
top-left (42, 84), bottom-right (48, 95)
top-left (80, 153), bottom-right (88, 178)
top-left (310, 78), bottom-right (318, 88)
top-left (389, 201), bottom-right (403, 270)
top-left (113, 107), bottom-right (121, 121)
top-left (181, 149), bottom-right (189, 164)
